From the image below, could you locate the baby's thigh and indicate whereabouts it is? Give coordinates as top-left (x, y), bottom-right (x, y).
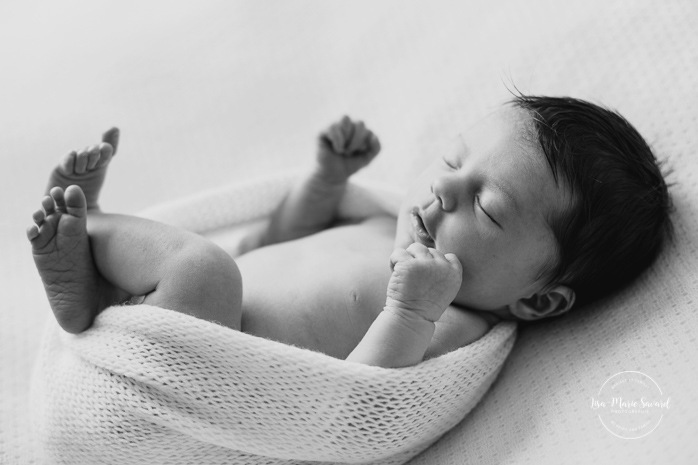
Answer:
top-left (144, 239), bottom-right (243, 330)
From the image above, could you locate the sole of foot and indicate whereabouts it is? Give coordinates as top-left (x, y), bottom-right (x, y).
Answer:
top-left (27, 185), bottom-right (101, 333)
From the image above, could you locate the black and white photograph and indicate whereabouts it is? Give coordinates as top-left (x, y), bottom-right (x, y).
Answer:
top-left (1, 1), bottom-right (696, 464)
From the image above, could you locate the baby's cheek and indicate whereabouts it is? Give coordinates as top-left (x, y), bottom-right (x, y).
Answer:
top-left (451, 259), bottom-right (498, 309)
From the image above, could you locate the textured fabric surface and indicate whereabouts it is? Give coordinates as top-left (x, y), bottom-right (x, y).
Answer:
top-left (3, 0), bottom-right (697, 464)
top-left (32, 307), bottom-right (515, 464)
top-left (29, 174), bottom-right (516, 463)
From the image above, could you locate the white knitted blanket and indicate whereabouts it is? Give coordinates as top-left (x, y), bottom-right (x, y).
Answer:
top-left (30, 174), bottom-right (517, 464)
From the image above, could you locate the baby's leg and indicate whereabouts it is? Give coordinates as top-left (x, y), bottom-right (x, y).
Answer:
top-left (87, 209), bottom-right (243, 330)
top-left (29, 127), bottom-right (242, 333)
top-left (28, 186), bottom-right (243, 333)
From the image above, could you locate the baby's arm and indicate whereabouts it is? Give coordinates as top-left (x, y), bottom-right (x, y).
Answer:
top-left (346, 243), bottom-right (463, 368)
top-left (261, 117), bottom-right (380, 245)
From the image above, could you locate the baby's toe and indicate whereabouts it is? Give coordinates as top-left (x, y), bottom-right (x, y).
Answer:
top-left (50, 186), bottom-right (67, 212)
top-left (86, 145), bottom-right (101, 170)
top-left (64, 185), bottom-right (87, 218)
top-left (26, 224), bottom-right (39, 241)
top-left (59, 151), bottom-right (77, 175)
top-left (41, 195), bottom-right (56, 216)
top-left (102, 127), bottom-right (119, 155)
top-left (32, 208), bottom-right (45, 226)
top-left (74, 149), bottom-right (90, 174)
top-left (94, 142), bottom-right (114, 169)
top-left (29, 211), bottom-right (59, 250)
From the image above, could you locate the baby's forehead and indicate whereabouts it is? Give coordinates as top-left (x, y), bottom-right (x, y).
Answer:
top-left (490, 105), bottom-right (538, 145)
top-left (460, 105), bottom-right (543, 168)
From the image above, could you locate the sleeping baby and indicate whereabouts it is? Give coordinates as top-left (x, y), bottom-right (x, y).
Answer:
top-left (27, 95), bottom-right (672, 368)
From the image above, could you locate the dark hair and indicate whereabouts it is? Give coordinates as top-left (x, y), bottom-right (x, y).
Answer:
top-left (511, 95), bottom-right (673, 308)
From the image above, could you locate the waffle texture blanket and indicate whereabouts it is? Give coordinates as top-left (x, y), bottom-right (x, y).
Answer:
top-left (30, 174), bottom-right (517, 465)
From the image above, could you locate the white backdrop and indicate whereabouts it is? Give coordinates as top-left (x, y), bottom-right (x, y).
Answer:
top-left (1, 1), bottom-right (696, 463)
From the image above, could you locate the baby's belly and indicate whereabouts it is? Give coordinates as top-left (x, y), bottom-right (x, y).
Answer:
top-left (235, 216), bottom-right (396, 359)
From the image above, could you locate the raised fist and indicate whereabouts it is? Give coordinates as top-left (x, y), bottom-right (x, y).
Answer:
top-left (317, 115), bottom-right (381, 183)
top-left (385, 243), bottom-right (463, 322)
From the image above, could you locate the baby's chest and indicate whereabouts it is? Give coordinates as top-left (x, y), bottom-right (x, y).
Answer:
top-left (236, 217), bottom-right (396, 357)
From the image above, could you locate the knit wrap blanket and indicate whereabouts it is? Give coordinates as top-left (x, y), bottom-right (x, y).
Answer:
top-left (30, 173), bottom-right (518, 464)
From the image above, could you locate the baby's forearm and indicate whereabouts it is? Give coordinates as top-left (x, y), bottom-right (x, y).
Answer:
top-left (262, 168), bottom-right (346, 245)
top-left (346, 307), bottom-right (435, 368)
top-left (262, 116), bottom-right (379, 245)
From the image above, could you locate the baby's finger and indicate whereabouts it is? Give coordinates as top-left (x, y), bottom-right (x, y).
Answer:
top-left (346, 121), bottom-right (367, 154)
top-left (406, 242), bottom-right (431, 258)
top-left (318, 133), bottom-right (333, 153)
top-left (325, 125), bottom-right (346, 153)
top-left (365, 132), bottom-right (381, 159)
top-left (444, 253), bottom-right (463, 273)
top-left (340, 115), bottom-right (354, 141)
top-left (426, 247), bottom-right (445, 260)
top-left (389, 248), bottom-right (412, 270)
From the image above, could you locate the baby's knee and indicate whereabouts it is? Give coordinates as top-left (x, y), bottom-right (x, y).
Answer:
top-left (178, 241), bottom-right (242, 297)
top-left (156, 240), bottom-right (243, 326)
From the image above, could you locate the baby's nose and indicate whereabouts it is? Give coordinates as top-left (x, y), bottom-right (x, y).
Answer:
top-left (431, 178), bottom-right (456, 212)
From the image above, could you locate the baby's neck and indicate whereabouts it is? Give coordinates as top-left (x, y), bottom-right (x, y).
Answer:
top-left (470, 309), bottom-right (505, 326)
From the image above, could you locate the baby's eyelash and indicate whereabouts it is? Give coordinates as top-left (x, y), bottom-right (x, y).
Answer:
top-left (442, 157), bottom-right (457, 169)
top-left (476, 195), bottom-right (502, 228)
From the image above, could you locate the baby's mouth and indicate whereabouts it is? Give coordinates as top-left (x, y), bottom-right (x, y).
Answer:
top-left (410, 208), bottom-right (435, 246)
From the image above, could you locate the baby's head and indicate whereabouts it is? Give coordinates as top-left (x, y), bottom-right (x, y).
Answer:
top-left (395, 95), bottom-right (672, 321)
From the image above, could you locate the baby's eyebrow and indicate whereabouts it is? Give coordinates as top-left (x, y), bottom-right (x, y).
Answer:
top-left (489, 179), bottom-right (520, 215)
top-left (457, 134), bottom-right (470, 156)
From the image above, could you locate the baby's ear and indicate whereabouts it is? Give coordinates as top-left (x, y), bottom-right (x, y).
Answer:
top-left (508, 285), bottom-right (575, 321)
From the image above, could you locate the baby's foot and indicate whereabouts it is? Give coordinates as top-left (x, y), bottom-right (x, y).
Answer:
top-left (46, 127), bottom-right (119, 210)
top-left (27, 185), bottom-right (101, 333)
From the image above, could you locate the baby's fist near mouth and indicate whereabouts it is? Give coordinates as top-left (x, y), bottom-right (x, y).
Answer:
top-left (316, 116), bottom-right (381, 184)
top-left (386, 243), bottom-right (463, 322)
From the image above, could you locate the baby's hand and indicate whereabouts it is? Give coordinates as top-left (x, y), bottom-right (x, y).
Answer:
top-left (386, 243), bottom-right (463, 322)
top-left (317, 116), bottom-right (381, 184)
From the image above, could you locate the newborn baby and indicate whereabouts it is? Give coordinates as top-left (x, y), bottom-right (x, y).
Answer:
top-left (27, 96), bottom-right (672, 368)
